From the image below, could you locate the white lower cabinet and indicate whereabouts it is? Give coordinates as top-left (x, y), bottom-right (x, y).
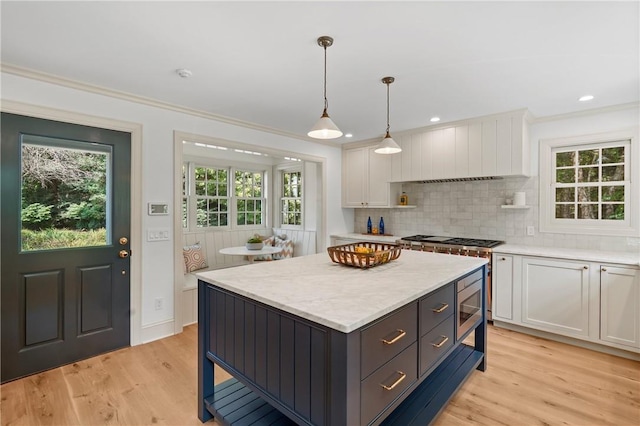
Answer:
top-left (600, 265), bottom-right (640, 348)
top-left (492, 252), bottom-right (640, 354)
top-left (521, 257), bottom-right (590, 337)
top-left (492, 254), bottom-right (514, 321)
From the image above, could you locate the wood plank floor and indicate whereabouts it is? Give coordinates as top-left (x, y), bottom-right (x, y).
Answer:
top-left (1, 324), bottom-right (638, 425)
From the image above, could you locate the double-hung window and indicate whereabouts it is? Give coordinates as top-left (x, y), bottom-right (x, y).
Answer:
top-left (234, 170), bottom-right (264, 227)
top-left (183, 162), bottom-right (266, 230)
top-left (194, 165), bottom-right (229, 228)
top-left (280, 169), bottom-right (302, 228)
top-left (540, 131), bottom-right (637, 236)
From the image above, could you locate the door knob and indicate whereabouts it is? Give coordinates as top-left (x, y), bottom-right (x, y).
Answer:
top-left (118, 250), bottom-right (129, 259)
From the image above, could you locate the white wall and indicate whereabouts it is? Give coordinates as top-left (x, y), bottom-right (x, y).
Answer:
top-left (1, 71), bottom-right (352, 340)
top-left (354, 106), bottom-right (640, 253)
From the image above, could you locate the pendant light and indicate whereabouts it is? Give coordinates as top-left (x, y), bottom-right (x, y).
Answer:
top-left (374, 76), bottom-right (402, 154)
top-left (308, 36), bottom-right (343, 139)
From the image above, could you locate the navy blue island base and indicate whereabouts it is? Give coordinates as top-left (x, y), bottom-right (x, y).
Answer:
top-left (198, 265), bottom-right (487, 426)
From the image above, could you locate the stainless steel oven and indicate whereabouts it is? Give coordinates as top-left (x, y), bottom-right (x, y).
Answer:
top-left (396, 235), bottom-right (503, 321)
top-left (456, 269), bottom-right (483, 339)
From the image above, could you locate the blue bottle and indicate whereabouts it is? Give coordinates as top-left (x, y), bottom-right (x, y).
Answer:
top-left (367, 217), bottom-right (372, 234)
top-left (379, 217), bottom-right (385, 235)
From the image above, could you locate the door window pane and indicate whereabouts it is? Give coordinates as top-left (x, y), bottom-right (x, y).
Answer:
top-left (21, 140), bottom-right (110, 251)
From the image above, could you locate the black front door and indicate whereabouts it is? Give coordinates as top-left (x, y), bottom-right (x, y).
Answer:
top-left (1, 112), bottom-right (131, 383)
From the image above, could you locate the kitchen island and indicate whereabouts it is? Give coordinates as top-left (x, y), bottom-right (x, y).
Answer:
top-left (197, 250), bottom-right (488, 425)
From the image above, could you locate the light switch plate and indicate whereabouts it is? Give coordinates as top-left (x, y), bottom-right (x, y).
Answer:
top-left (147, 228), bottom-right (170, 242)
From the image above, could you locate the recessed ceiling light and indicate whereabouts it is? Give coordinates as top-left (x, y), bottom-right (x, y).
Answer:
top-left (430, 116), bottom-right (440, 122)
top-left (345, 133), bottom-right (353, 138)
top-left (578, 95), bottom-right (594, 102)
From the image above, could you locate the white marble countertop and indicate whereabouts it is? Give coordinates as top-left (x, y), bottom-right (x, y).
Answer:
top-left (494, 244), bottom-right (640, 267)
top-left (330, 233), bottom-right (400, 244)
top-left (197, 250), bottom-right (487, 333)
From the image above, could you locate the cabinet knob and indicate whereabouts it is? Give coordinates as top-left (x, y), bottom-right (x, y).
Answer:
top-left (500, 257), bottom-right (506, 261)
top-left (601, 267), bottom-right (607, 272)
top-left (583, 266), bottom-right (588, 270)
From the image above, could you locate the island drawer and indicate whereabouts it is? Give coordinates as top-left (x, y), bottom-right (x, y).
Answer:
top-left (361, 303), bottom-right (418, 380)
top-left (419, 283), bottom-right (454, 335)
top-left (420, 315), bottom-right (455, 376)
top-left (361, 342), bottom-right (418, 426)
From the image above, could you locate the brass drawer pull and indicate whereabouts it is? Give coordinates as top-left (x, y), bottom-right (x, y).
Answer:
top-left (380, 371), bottom-right (407, 391)
top-left (432, 335), bottom-right (449, 348)
top-left (432, 303), bottom-right (449, 314)
top-left (381, 329), bottom-right (406, 345)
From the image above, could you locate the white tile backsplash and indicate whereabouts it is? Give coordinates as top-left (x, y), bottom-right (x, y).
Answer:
top-left (354, 177), bottom-right (640, 254)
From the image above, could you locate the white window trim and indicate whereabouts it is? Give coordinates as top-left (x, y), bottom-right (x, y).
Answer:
top-left (276, 164), bottom-right (304, 230)
top-left (539, 129), bottom-right (639, 237)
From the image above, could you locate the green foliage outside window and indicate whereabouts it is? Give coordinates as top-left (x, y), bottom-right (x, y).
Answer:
top-left (554, 144), bottom-right (626, 221)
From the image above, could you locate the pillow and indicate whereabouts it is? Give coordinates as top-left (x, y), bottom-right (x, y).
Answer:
top-left (253, 236), bottom-right (275, 261)
top-left (273, 236), bottom-right (294, 260)
top-left (183, 242), bottom-right (208, 272)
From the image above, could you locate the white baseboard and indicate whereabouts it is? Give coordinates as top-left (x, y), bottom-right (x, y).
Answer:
top-left (493, 320), bottom-right (640, 361)
top-left (140, 319), bottom-right (176, 344)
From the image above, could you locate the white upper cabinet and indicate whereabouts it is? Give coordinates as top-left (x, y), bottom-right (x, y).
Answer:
top-left (342, 145), bottom-right (393, 208)
top-left (384, 109), bottom-right (530, 182)
top-left (454, 125), bottom-right (469, 177)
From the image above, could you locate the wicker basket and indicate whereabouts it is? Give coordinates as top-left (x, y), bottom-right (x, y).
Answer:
top-left (327, 242), bottom-right (402, 269)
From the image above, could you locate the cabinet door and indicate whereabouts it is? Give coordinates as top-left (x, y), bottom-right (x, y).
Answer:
top-left (367, 146), bottom-right (392, 207)
top-left (468, 122), bottom-right (482, 177)
top-left (493, 254), bottom-right (514, 321)
top-left (400, 134), bottom-right (412, 182)
top-left (496, 116), bottom-right (512, 176)
top-left (420, 131), bottom-right (432, 181)
top-left (481, 119), bottom-right (497, 176)
top-left (410, 133), bottom-right (422, 181)
top-left (522, 257), bottom-right (590, 337)
top-left (343, 147), bottom-right (366, 207)
top-left (441, 127), bottom-right (456, 179)
top-left (600, 266), bottom-right (639, 348)
top-left (454, 125), bottom-right (469, 177)
top-left (430, 129), bottom-right (444, 179)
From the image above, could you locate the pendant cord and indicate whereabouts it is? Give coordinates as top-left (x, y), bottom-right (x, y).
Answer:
top-left (323, 45), bottom-right (328, 111)
top-left (386, 82), bottom-right (391, 134)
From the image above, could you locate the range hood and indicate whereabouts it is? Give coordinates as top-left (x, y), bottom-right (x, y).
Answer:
top-left (414, 176), bottom-right (504, 184)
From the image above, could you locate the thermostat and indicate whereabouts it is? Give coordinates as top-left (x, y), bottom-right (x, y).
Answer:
top-left (148, 203), bottom-right (169, 215)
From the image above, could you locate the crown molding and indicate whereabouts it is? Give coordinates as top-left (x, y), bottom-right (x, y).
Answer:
top-left (0, 63), bottom-right (342, 149)
top-left (530, 102), bottom-right (640, 124)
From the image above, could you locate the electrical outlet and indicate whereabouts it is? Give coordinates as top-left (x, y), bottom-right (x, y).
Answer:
top-left (526, 226), bottom-right (535, 236)
top-left (154, 297), bottom-right (163, 310)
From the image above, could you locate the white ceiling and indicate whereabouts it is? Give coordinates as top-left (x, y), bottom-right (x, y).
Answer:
top-left (1, 1), bottom-right (638, 143)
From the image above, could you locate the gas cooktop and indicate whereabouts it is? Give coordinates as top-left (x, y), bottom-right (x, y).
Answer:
top-left (399, 235), bottom-right (504, 248)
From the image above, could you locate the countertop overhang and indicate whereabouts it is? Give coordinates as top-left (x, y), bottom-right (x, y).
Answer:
top-left (197, 250), bottom-right (487, 333)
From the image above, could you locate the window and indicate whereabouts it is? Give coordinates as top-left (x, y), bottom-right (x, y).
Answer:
top-left (183, 162), bottom-right (266, 230)
top-left (540, 131), bottom-right (638, 236)
top-left (234, 170), bottom-right (264, 226)
top-left (280, 170), bottom-right (302, 227)
top-left (182, 163), bottom-right (188, 228)
top-left (553, 144), bottom-right (626, 220)
top-left (194, 165), bottom-right (229, 227)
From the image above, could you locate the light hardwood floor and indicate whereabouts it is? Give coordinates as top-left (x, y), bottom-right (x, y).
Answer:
top-left (1, 324), bottom-right (638, 425)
